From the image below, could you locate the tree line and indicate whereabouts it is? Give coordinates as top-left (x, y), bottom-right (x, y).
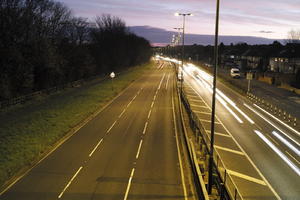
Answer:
top-left (0, 0), bottom-right (151, 100)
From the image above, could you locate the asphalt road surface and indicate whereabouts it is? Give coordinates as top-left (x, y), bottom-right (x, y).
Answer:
top-left (182, 63), bottom-right (300, 200)
top-left (1, 62), bottom-right (194, 200)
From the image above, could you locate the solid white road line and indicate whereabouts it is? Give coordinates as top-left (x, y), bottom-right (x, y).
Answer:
top-left (189, 99), bottom-right (204, 103)
top-left (227, 169), bottom-right (266, 185)
top-left (190, 104), bottom-right (209, 109)
top-left (58, 166), bottom-right (83, 198)
top-left (106, 121), bottom-right (117, 134)
top-left (194, 111), bottom-right (211, 115)
top-left (123, 168), bottom-right (135, 200)
top-left (171, 90), bottom-right (188, 200)
top-left (215, 132), bottom-right (232, 138)
top-left (136, 140), bottom-right (143, 159)
top-left (199, 119), bottom-right (221, 124)
top-left (89, 139), bottom-right (103, 157)
top-left (215, 145), bottom-right (244, 155)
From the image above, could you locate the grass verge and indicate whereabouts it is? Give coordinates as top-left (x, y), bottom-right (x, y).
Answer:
top-left (0, 62), bottom-right (153, 189)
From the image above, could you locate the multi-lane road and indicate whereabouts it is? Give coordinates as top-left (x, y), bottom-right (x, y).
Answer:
top-left (181, 62), bottom-right (300, 200)
top-left (1, 62), bottom-right (196, 200)
top-left (2, 57), bottom-right (299, 200)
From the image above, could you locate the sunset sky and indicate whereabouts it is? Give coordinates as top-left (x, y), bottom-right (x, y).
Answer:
top-left (58, 0), bottom-right (300, 39)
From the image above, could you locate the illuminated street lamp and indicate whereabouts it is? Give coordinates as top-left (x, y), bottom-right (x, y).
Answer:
top-left (173, 27), bottom-right (183, 46)
top-left (174, 12), bottom-right (192, 92)
top-left (208, 0), bottom-right (220, 194)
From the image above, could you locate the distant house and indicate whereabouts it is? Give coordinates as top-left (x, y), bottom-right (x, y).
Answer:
top-left (268, 45), bottom-right (300, 74)
top-left (241, 49), bottom-right (268, 71)
top-left (221, 49), bottom-right (244, 69)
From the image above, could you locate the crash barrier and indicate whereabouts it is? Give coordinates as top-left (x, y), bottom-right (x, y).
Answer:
top-left (247, 92), bottom-right (298, 127)
top-left (177, 85), bottom-right (209, 200)
top-left (179, 87), bottom-right (243, 200)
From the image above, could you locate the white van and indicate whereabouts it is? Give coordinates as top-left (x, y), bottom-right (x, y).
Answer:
top-left (230, 68), bottom-right (240, 78)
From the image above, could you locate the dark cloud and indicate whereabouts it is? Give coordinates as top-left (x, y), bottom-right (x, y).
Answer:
top-left (259, 31), bottom-right (275, 34)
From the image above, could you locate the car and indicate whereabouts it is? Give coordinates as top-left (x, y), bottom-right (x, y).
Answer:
top-left (230, 68), bottom-right (241, 78)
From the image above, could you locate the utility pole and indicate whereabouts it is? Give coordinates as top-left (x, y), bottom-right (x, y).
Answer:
top-left (208, 0), bottom-right (220, 194)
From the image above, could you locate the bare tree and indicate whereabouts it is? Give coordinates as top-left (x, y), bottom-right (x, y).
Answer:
top-left (72, 17), bottom-right (89, 44)
top-left (95, 14), bottom-right (127, 34)
top-left (286, 29), bottom-right (300, 44)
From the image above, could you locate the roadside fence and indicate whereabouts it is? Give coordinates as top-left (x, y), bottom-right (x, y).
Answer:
top-left (180, 85), bottom-right (242, 200)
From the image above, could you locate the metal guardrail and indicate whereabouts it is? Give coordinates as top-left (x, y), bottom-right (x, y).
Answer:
top-left (177, 84), bottom-right (209, 200)
top-left (180, 88), bottom-right (243, 200)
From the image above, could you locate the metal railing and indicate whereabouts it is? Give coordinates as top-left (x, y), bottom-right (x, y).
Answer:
top-left (180, 88), bottom-right (243, 200)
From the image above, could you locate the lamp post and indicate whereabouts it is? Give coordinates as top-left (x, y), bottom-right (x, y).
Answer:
top-left (173, 27), bottom-right (183, 46)
top-left (208, 0), bottom-right (220, 194)
top-left (175, 12), bottom-right (192, 93)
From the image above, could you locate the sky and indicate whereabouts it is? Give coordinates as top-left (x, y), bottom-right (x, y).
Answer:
top-left (57, 0), bottom-right (300, 39)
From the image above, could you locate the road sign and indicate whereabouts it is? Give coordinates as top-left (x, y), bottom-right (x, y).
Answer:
top-left (246, 72), bottom-right (253, 80)
top-left (246, 72), bottom-right (253, 93)
top-left (110, 72), bottom-right (115, 79)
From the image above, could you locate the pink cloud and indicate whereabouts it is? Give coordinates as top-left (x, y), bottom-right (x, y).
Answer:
top-left (58, 0), bottom-right (299, 39)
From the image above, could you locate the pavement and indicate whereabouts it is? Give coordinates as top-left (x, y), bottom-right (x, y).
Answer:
top-left (0, 62), bottom-right (196, 200)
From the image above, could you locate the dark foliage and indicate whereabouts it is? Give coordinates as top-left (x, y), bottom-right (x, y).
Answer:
top-left (0, 1), bottom-right (151, 100)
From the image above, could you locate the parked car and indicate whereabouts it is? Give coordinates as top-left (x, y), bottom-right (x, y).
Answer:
top-left (230, 68), bottom-right (241, 78)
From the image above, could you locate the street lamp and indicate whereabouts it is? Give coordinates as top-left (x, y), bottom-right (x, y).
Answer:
top-left (173, 27), bottom-right (183, 46)
top-left (174, 12), bottom-right (192, 93)
top-left (208, 0), bottom-right (220, 194)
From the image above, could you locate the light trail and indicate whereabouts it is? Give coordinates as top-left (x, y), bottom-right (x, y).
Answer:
top-left (191, 66), bottom-right (254, 124)
top-left (272, 131), bottom-right (300, 157)
top-left (244, 103), bottom-right (300, 147)
top-left (254, 130), bottom-right (300, 176)
top-left (184, 70), bottom-right (244, 123)
top-left (217, 89), bottom-right (255, 124)
top-left (184, 65), bottom-right (254, 124)
top-left (254, 104), bottom-right (300, 136)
